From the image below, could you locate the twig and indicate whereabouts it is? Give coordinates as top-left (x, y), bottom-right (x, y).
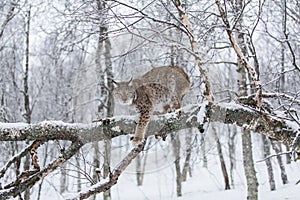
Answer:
top-left (0, 140), bottom-right (42, 179)
top-left (256, 151), bottom-right (291, 163)
top-left (0, 140), bottom-right (84, 199)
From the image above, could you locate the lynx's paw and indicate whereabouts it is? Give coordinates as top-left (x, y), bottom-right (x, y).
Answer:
top-left (130, 136), bottom-right (144, 144)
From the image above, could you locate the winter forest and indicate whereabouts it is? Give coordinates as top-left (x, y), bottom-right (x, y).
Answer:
top-left (0, 0), bottom-right (299, 199)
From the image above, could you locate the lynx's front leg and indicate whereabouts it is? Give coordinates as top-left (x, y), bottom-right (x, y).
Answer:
top-left (132, 105), bottom-right (153, 144)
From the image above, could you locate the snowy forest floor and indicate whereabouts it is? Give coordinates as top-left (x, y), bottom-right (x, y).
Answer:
top-left (34, 131), bottom-right (300, 200)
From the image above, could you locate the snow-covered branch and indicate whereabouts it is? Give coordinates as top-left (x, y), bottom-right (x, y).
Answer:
top-left (0, 102), bottom-right (298, 145)
top-left (239, 93), bottom-right (300, 106)
top-left (68, 140), bottom-right (146, 200)
top-left (0, 140), bottom-right (84, 198)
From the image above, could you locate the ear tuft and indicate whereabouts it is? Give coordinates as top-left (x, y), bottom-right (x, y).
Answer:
top-left (112, 79), bottom-right (118, 87)
top-left (128, 77), bottom-right (133, 86)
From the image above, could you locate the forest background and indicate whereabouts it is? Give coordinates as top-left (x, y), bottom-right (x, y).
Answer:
top-left (0, 0), bottom-right (299, 199)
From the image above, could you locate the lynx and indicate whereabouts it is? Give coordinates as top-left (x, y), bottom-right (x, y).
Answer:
top-left (113, 66), bottom-right (190, 143)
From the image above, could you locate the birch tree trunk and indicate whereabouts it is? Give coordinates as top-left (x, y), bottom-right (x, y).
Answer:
top-left (94, 2), bottom-right (114, 200)
top-left (171, 133), bottom-right (182, 197)
top-left (23, 6), bottom-right (31, 200)
top-left (262, 135), bottom-right (276, 191)
top-left (103, 19), bottom-right (114, 200)
top-left (280, 0), bottom-right (292, 165)
top-left (212, 125), bottom-right (230, 190)
top-left (233, 0), bottom-right (259, 198)
top-left (200, 130), bottom-right (207, 168)
top-left (242, 129), bottom-right (258, 200)
top-left (75, 154), bottom-right (82, 192)
top-left (271, 141), bottom-right (288, 184)
top-left (228, 125), bottom-right (237, 188)
top-left (136, 153), bottom-right (143, 186)
top-left (181, 131), bottom-right (192, 182)
top-left (60, 159), bottom-right (68, 193)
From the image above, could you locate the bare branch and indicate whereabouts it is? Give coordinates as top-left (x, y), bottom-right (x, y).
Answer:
top-left (215, 0), bottom-right (263, 109)
top-left (173, 0), bottom-right (214, 102)
top-left (0, 0), bottom-right (19, 40)
top-left (0, 140), bottom-right (42, 179)
top-left (0, 140), bottom-right (83, 199)
top-left (239, 93), bottom-right (300, 106)
top-left (256, 151), bottom-right (291, 163)
top-left (68, 140), bottom-right (146, 200)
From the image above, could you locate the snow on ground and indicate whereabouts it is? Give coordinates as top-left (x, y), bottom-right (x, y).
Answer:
top-left (29, 132), bottom-right (300, 200)
top-left (104, 132), bottom-right (300, 200)
top-left (107, 155), bottom-right (300, 200)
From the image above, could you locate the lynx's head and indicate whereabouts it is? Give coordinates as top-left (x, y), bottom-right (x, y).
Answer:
top-left (112, 79), bottom-right (136, 105)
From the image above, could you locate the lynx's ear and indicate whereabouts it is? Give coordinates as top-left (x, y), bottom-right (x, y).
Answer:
top-left (112, 79), bottom-right (119, 88)
top-left (128, 77), bottom-right (133, 86)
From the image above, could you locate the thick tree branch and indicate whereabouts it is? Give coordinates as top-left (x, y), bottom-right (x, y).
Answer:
top-left (0, 102), bottom-right (298, 146)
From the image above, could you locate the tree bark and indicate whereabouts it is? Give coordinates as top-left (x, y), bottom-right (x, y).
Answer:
top-left (228, 125), bottom-right (237, 188)
top-left (181, 131), bottom-right (192, 182)
top-left (171, 133), bottom-right (182, 197)
top-left (271, 141), bottom-right (288, 184)
top-left (0, 102), bottom-right (298, 146)
top-left (23, 6), bottom-right (31, 200)
top-left (219, 0), bottom-right (260, 198)
top-left (0, 102), bottom-right (299, 199)
top-left (262, 135), bottom-right (276, 191)
top-left (94, 1), bottom-right (114, 199)
top-left (199, 129), bottom-right (207, 168)
top-left (212, 125), bottom-right (230, 190)
top-left (242, 129), bottom-right (258, 200)
top-left (136, 153), bottom-right (143, 186)
top-left (173, 0), bottom-right (214, 102)
top-left (280, 0), bottom-right (292, 165)
top-left (215, 0), bottom-right (262, 108)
